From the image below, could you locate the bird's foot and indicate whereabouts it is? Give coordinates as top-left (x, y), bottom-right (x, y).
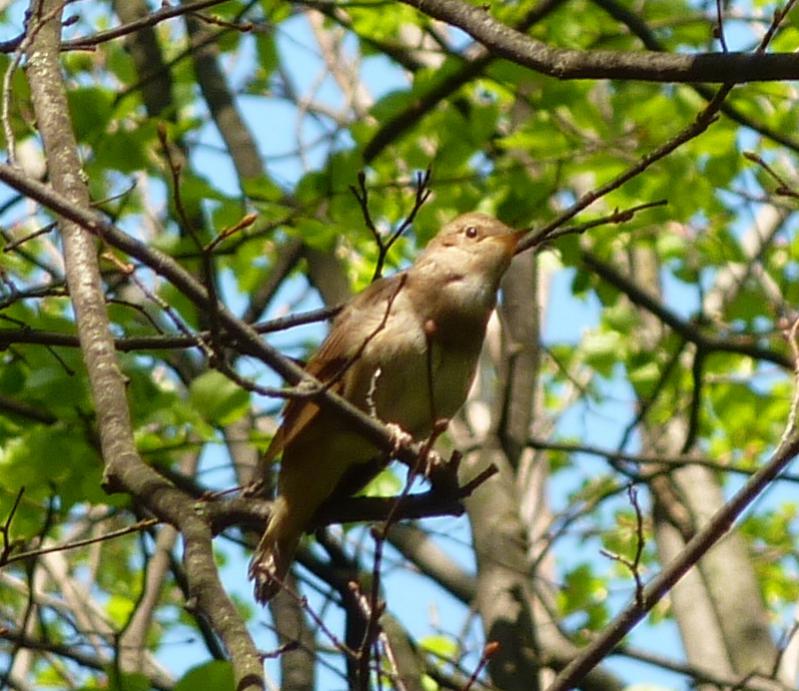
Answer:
top-left (416, 418), bottom-right (450, 477)
top-left (385, 422), bottom-right (414, 455)
top-left (249, 553), bottom-right (284, 604)
top-left (250, 567), bottom-right (282, 604)
top-left (241, 479), bottom-right (265, 498)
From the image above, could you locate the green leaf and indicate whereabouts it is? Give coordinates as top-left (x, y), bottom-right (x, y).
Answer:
top-left (359, 466), bottom-right (402, 497)
top-left (419, 634), bottom-right (458, 659)
top-left (174, 661), bottom-right (234, 691)
top-left (291, 217), bottom-right (338, 251)
top-left (68, 87), bottom-right (113, 141)
top-left (189, 371), bottom-right (250, 426)
top-left (93, 123), bottom-right (155, 173)
top-left (106, 594), bottom-right (135, 627)
top-left (581, 330), bottom-right (625, 377)
top-left (558, 563), bottom-right (608, 629)
top-left (105, 672), bottom-right (151, 691)
top-left (242, 174), bottom-right (284, 202)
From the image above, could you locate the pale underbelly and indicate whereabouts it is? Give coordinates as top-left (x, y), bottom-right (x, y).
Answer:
top-left (358, 340), bottom-right (477, 440)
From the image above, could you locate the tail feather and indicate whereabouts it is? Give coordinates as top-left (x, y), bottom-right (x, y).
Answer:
top-left (249, 498), bottom-right (300, 603)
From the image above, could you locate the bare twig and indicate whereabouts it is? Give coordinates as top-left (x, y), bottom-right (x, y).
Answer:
top-left (526, 438), bottom-right (799, 484)
top-left (532, 199), bottom-right (667, 248)
top-left (599, 486), bottom-right (646, 608)
top-left (714, 0), bottom-right (728, 52)
top-left (189, 11), bottom-right (254, 32)
top-left (2, 222), bottom-right (57, 252)
top-left (518, 85), bottom-right (733, 253)
top-left (157, 124), bottom-right (202, 249)
top-left (744, 151), bottom-right (799, 199)
top-left (0, 305), bottom-right (340, 353)
top-left (0, 487), bottom-right (25, 565)
top-left (351, 168), bottom-right (433, 281)
top-left (3, 518), bottom-right (159, 567)
top-left (102, 252), bottom-right (214, 360)
top-left (58, 0), bottom-right (233, 50)
top-left (461, 641), bottom-right (499, 691)
top-left (204, 212), bottom-right (258, 254)
top-left (280, 581), bottom-right (360, 660)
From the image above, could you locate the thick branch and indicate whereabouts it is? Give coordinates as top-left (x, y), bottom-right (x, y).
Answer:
top-left (362, 0), bottom-right (566, 162)
top-left (24, 4), bottom-right (264, 689)
top-left (398, 0), bottom-right (799, 83)
top-left (592, 0), bottom-right (799, 154)
top-left (206, 467), bottom-right (496, 535)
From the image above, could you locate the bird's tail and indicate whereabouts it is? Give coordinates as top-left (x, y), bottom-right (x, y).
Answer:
top-left (249, 497), bottom-right (300, 603)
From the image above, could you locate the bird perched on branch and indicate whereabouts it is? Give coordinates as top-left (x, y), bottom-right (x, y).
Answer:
top-left (249, 212), bottom-right (524, 602)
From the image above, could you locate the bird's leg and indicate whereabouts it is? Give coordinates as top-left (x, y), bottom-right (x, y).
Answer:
top-left (417, 417), bottom-right (450, 478)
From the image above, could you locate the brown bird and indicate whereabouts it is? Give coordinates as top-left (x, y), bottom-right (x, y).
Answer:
top-left (249, 212), bottom-right (524, 602)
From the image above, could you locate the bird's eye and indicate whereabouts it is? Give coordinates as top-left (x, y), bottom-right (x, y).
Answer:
top-left (465, 226), bottom-right (478, 239)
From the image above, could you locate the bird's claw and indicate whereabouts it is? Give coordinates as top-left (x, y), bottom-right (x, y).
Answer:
top-left (385, 422), bottom-right (414, 455)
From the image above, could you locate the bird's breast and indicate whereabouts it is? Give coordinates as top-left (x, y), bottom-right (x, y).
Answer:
top-left (345, 289), bottom-right (485, 438)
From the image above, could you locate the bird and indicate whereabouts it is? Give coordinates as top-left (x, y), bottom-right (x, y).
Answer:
top-left (249, 211), bottom-right (524, 602)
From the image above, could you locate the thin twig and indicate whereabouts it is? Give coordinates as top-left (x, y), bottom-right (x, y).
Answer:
top-left (533, 199), bottom-right (668, 248)
top-left (526, 437), bottom-right (799, 484)
top-left (461, 641), bottom-right (499, 691)
top-left (279, 580), bottom-right (360, 660)
top-left (189, 11), bottom-right (253, 32)
top-left (744, 151), bottom-right (799, 199)
top-left (714, 0), bottom-right (728, 52)
top-left (157, 124), bottom-right (202, 249)
top-left (204, 212), bottom-right (258, 254)
top-left (3, 518), bottom-right (159, 566)
top-left (59, 0), bottom-right (232, 50)
top-left (102, 252), bottom-right (214, 360)
top-left (2, 222), bottom-right (57, 252)
top-left (0, 305), bottom-right (340, 353)
top-left (0, 487), bottom-right (25, 564)
top-left (599, 485), bottom-right (646, 608)
top-left (518, 85), bottom-right (732, 253)
top-left (351, 168), bottom-right (432, 281)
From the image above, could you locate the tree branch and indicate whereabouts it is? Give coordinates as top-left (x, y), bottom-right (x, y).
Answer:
top-left (397, 0), bottom-right (799, 83)
top-left (24, 4), bottom-right (264, 688)
top-left (548, 320), bottom-right (799, 690)
top-left (581, 250), bottom-right (791, 369)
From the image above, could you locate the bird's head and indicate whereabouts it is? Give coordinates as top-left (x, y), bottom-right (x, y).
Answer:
top-left (417, 212), bottom-right (525, 285)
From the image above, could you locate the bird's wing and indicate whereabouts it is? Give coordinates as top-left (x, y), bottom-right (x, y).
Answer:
top-left (262, 273), bottom-right (404, 463)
